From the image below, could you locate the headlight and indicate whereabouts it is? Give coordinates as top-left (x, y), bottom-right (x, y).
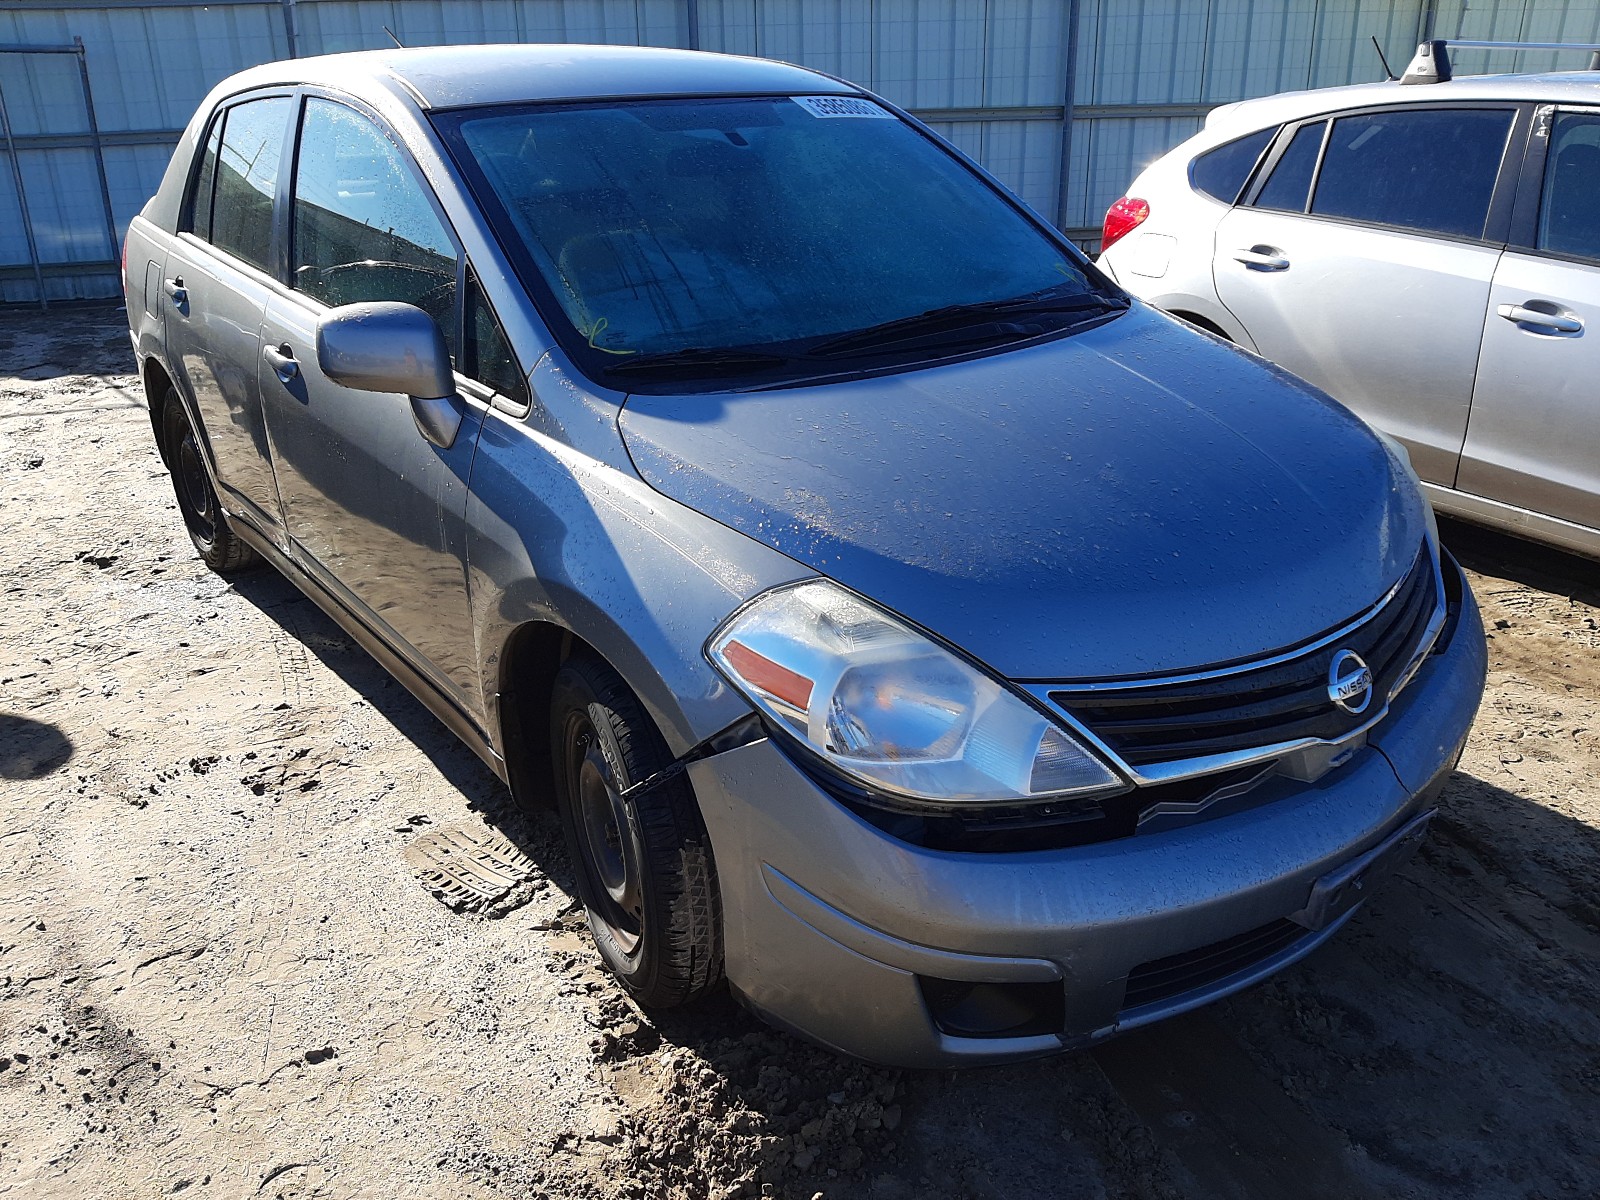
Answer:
top-left (707, 580), bottom-right (1126, 806)
top-left (1376, 430), bottom-right (1439, 547)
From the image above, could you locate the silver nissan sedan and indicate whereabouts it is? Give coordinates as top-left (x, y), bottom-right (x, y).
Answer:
top-left (123, 44), bottom-right (1487, 1067)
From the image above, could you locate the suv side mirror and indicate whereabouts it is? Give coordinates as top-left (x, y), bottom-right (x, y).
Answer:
top-left (315, 301), bottom-right (462, 448)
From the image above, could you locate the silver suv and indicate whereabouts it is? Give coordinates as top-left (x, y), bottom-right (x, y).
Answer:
top-left (1099, 41), bottom-right (1600, 560)
top-left (124, 44), bottom-right (1485, 1067)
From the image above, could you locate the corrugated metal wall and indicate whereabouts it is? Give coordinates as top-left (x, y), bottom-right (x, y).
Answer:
top-left (3, 0), bottom-right (1598, 303)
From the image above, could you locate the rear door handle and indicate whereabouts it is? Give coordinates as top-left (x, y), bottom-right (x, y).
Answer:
top-left (1233, 247), bottom-right (1290, 271)
top-left (1497, 302), bottom-right (1583, 335)
top-left (162, 276), bottom-right (187, 306)
top-left (262, 342), bottom-right (300, 381)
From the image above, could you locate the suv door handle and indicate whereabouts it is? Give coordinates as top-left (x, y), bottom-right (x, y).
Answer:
top-left (1233, 247), bottom-right (1290, 271)
top-left (263, 343), bottom-right (300, 381)
top-left (1497, 302), bottom-right (1583, 335)
top-left (162, 276), bottom-right (187, 306)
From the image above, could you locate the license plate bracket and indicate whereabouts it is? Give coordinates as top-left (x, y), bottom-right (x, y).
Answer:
top-left (1291, 808), bottom-right (1435, 931)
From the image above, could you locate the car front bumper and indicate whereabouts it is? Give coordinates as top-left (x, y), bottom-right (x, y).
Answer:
top-left (687, 558), bottom-right (1487, 1068)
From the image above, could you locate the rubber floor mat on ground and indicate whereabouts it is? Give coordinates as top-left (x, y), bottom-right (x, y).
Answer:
top-left (403, 825), bottom-right (539, 912)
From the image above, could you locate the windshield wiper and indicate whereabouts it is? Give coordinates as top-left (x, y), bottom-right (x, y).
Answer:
top-left (601, 346), bottom-right (794, 377)
top-left (807, 290), bottom-right (1129, 358)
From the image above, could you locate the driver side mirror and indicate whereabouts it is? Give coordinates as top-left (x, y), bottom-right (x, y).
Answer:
top-left (315, 301), bottom-right (463, 449)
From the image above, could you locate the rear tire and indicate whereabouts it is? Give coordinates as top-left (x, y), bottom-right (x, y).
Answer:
top-left (550, 653), bottom-right (723, 1007)
top-left (159, 386), bottom-right (259, 575)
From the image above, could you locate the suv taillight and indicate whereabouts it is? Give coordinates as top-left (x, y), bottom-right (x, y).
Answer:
top-left (1101, 196), bottom-right (1150, 251)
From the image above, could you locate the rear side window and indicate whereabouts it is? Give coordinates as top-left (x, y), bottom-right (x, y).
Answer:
top-left (1538, 111), bottom-right (1600, 262)
top-left (1190, 128), bottom-right (1275, 204)
top-left (1254, 122), bottom-right (1324, 213)
top-left (188, 118), bottom-right (223, 241)
top-left (210, 97), bottom-right (292, 272)
top-left (1311, 108), bottom-right (1514, 239)
top-left (291, 98), bottom-right (459, 356)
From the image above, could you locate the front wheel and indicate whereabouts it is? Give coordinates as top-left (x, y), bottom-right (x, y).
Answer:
top-left (550, 654), bottom-right (723, 1007)
top-left (159, 386), bottom-right (259, 575)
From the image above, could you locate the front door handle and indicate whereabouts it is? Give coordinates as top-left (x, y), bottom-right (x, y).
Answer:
top-left (1497, 302), bottom-right (1583, 335)
top-left (1233, 247), bottom-right (1291, 271)
top-left (162, 276), bottom-right (187, 306)
top-left (262, 342), bottom-right (300, 381)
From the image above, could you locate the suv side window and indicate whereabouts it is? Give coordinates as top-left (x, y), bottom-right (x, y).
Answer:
top-left (1311, 108), bottom-right (1514, 240)
top-left (1254, 121), bottom-right (1324, 213)
top-left (1191, 127), bottom-right (1275, 204)
top-left (1538, 111), bottom-right (1600, 263)
top-left (210, 97), bottom-right (292, 272)
top-left (291, 97), bottom-right (459, 357)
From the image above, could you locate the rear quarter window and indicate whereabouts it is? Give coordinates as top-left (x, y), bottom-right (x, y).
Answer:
top-left (1190, 127), bottom-right (1275, 204)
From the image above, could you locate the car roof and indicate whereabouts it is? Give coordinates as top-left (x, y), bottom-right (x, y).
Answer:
top-left (1207, 70), bottom-right (1600, 131)
top-left (216, 43), bottom-right (856, 110)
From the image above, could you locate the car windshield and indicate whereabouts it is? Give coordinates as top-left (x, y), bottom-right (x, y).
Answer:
top-left (434, 95), bottom-right (1116, 388)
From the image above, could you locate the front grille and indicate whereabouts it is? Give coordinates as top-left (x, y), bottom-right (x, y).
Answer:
top-left (1122, 918), bottom-right (1306, 1010)
top-left (1051, 550), bottom-right (1438, 767)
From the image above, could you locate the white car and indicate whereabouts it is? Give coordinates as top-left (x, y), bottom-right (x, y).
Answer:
top-left (1098, 40), bottom-right (1600, 560)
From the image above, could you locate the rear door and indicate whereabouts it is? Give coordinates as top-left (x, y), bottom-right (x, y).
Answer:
top-left (257, 93), bottom-right (493, 722)
top-left (160, 93), bottom-right (295, 541)
top-left (1458, 105), bottom-right (1600, 531)
top-left (1211, 104), bottom-right (1525, 487)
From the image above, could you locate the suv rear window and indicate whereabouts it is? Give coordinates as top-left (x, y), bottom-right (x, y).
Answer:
top-left (1190, 128), bottom-right (1274, 204)
top-left (1311, 108), bottom-right (1514, 240)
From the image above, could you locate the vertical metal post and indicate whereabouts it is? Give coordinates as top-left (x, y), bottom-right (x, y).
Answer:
top-left (1055, 0), bottom-right (1081, 234)
top-left (1419, 0), bottom-right (1439, 43)
top-left (280, 0), bottom-right (300, 58)
top-left (685, 0), bottom-right (700, 50)
top-left (74, 37), bottom-right (121, 272)
top-left (0, 75), bottom-right (48, 309)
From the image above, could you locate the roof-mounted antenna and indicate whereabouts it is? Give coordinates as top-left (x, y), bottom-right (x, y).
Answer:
top-left (1372, 36), bottom-right (1397, 81)
top-left (1400, 39), bottom-right (1452, 85)
top-left (383, 25), bottom-right (405, 49)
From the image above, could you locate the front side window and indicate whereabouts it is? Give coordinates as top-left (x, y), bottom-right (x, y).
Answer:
top-left (291, 98), bottom-right (459, 355)
top-left (210, 97), bottom-right (292, 272)
top-left (1191, 127), bottom-right (1275, 204)
top-left (1254, 122), bottom-right (1324, 213)
top-left (434, 95), bottom-right (1117, 390)
top-left (1311, 108), bottom-right (1514, 239)
top-left (1538, 111), bottom-right (1600, 262)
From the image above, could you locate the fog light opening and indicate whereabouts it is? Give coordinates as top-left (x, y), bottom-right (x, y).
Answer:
top-left (917, 977), bottom-right (1065, 1039)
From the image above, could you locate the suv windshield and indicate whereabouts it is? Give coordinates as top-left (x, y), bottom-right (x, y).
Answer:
top-left (434, 95), bottom-right (1119, 390)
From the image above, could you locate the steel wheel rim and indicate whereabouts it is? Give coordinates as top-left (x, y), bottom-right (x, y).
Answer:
top-left (566, 715), bottom-right (644, 955)
top-left (175, 429), bottom-right (216, 543)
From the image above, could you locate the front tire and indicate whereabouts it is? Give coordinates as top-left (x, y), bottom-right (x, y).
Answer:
top-left (159, 386), bottom-right (259, 575)
top-left (550, 654), bottom-right (723, 1007)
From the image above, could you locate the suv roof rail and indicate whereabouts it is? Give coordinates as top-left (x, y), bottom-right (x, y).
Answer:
top-left (1400, 38), bottom-right (1600, 85)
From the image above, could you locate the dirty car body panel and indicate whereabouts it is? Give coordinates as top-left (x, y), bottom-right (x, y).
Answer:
top-left (123, 44), bottom-right (1486, 1068)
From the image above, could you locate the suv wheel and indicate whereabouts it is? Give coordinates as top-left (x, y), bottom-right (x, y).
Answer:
top-left (550, 653), bottom-right (723, 1007)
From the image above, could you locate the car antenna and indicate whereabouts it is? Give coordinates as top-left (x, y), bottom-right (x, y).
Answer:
top-left (1371, 35), bottom-right (1397, 81)
top-left (383, 25), bottom-right (405, 48)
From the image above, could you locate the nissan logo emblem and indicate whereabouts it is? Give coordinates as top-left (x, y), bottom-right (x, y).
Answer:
top-left (1328, 649), bottom-right (1374, 715)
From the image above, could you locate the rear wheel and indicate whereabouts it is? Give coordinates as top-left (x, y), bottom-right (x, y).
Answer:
top-left (550, 654), bottom-right (722, 1006)
top-left (159, 386), bottom-right (259, 575)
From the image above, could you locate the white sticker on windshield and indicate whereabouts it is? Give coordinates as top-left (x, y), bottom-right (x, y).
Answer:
top-left (793, 95), bottom-right (893, 119)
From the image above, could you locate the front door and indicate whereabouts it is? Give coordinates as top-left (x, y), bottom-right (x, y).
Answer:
top-left (258, 94), bottom-right (485, 722)
top-left (1212, 106), bottom-right (1520, 487)
top-left (1459, 107), bottom-right (1600, 532)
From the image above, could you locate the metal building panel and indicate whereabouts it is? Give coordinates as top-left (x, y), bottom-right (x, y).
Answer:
top-left (1065, 114), bottom-right (1204, 240)
top-left (924, 117), bottom-right (1060, 217)
top-left (1434, 0), bottom-right (1600, 75)
top-left (1305, 0), bottom-right (1428, 89)
top-left (986, 0), bottom-right (1068, 107)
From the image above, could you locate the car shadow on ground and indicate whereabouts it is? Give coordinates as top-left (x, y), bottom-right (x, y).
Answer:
top-left (1440, 514), bottom-right (1600, 605)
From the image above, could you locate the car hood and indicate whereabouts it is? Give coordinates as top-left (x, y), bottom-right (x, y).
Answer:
top-left (617, 306), bottom-right (1428, 680)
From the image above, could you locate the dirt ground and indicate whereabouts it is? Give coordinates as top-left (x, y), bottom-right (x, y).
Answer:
top-left (1, 303), bottom-right (1597, 1200)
